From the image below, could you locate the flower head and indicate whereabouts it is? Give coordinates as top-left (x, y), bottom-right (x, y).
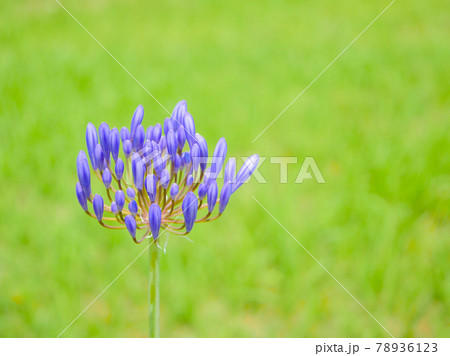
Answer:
top-left (75, 102), bottom-right (259, 243)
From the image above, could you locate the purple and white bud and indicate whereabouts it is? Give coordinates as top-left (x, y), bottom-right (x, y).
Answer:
top-left (94, 144), bottom-right (106, 171)
top-left (111, 201), bottom-right (119, 215)
top-left (110, 127), bottom-right (120, 162)
top-left (182, 151), bottom-right (191, 166)
top-left (145, 174), bottom-right (157, 203)
top-left (130, 105), bottom-right (144, 138)
top-left (186, 174), bottom-right (194, 187)
top-left (76, 150), bottom-right (91, 198)
top-left (166, 129), bottom-right (177, 157)
top-left (133, 154), bottom-right (145, 190)
top-left (195, 133), bottom-right (208, 171)
top-left (120, 127), bottom-right (130, 143)
top-left (191, 144), bottom-right (200, 172)
top-left (170, 183), bottom-right (179, 200)
top-left (98, 122), bottom-right (111, 162)
top-left (133, 124), bottom-right (145, 152)
top-left (198, 183), bottom-right (207, 200)
top-left (207, 181), bottom-right (218, 213)
top-left (219, 183), bottom-right (232, 214)
top-left (115, 158), bottom-right (125, 181)
top-left (159, 136), bottom-right (167, 151)
top-left (93, 194), bottom-right (104, 221)
top-left (123, 139), bottom-right (132, 158)
top-left (174, 154), bottom-right (182, 173)
top-left (224, 158), bottom-right (236, 184)
top-left (160, 169), bottom-right (170, 189)
top-left (126, 187), bottom-right (135, 199)
top-left (102, 168), bottom-right (112, 189)
top-left (177, 126), bottom-right (186, 150)
top-left (146, 126), bottom-right (154, 141)
top-left (211, 137), bottom-right (227, 176)
top-left (148, 203), bottom-right (162, 239)
top-left (152, 123), bottom-right (162, 143)
top-left (171, 100), bottom-right (187, 130)
top-left (75, 182), bottom-right (88, 211)
top-left (124, 215), bottom-right (137, 238)
top-left (164, 117), bottom-right (174, 136)
top-left (182, 192), bottom-right (198, 233)
top-left (128, 200), bottom-right (138, 217)
top-left (183, 112), bottom-right (196, 147)
top-left (86, 123), bottom-right (98, 170)
top-left (233, 154), bottom-right (259, 193)
top-left (115, 190), bottom-right (125, 211)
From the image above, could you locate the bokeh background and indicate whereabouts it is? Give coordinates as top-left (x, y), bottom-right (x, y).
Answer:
top-left (0, 0), bottom-right (448, 337)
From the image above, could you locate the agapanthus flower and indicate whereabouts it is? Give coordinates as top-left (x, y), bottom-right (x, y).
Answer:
top-left (75, 101), bottom-right (259, 244)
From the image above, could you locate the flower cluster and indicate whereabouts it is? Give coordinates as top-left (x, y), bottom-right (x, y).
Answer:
top-left (76, 101), bottom-right (259, 243)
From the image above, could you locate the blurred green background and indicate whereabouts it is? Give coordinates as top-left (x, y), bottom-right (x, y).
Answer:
top-left (0, 0), bottom-right (448, 337)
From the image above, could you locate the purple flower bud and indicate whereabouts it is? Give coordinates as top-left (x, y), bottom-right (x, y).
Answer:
top-left (148, 203), bottom-right (162, 239)
top-left (171, 100), bottom-right (187, 130)
top-left (124, 215), bottom-right (137, 238)
top-left (99, 122), bottom-right (111, 162)
top-left (152, 123), bottom-right (162, 143)
top-left (166, 129), bottom-right (177, 157)
top-left (128, 200), bottom-right (138, 217)
top-left (219, 183), bottom-right (232, 214)
top-left (198, 183), bottom-right (207, 200)
top-left (110, 127), bottom-right (120, 162)
top-left (159, 136), bottom-right (167, 151)
top-left (77, 151), bottom-right (91, 198)
top-left (174, 154), bottom-right (182, 173)
top-left (186, 174), bottom-right (194, 187)
top-left (183, 112), bottom-right (196, 147)
top-left (195, 133), bottom-right (208, 171)
top-left (132, 154), bottom-right (145, 190)
top-left (102, 168), bottom-right (112, 189)
top-left (164, 117), bottom-right (174, 136)
top-left (177, 126), bottom-right (186, 150)
top-left (146, 126), bottom-right (154, 141)
top-left (126, 187), bottom-right (135, 199)
top-left (76, 182), bottom-right (88, 211)
top-left (130, 105), bottom-right (144, 138)
top-left (160, 169), bottom-right (170, 189)
top-left (151, 141), bottom-right (160, 153)
top-left (94, 144), bottom-right (106, 171)
top-left (203, 167), bottom-right (215, 186)
top-left (207, 181), bottom-right (218, 213)
top-left (191, 144), bottom-right (200, 172)
top-left (93, 194), bottom-right (104, 221)
top-left (120, 127), bottom-right (130, 143)
top-left (123, 139), bottom-right (132, 158)
top-left (111, 201), bottom-right (119, 215)
top-left (86, 123), bottom-right (98, 170)
top-left (115, 190), bottom-right (125, 211)
top-left (115, 158), bottom-right (124, 181)
top-left (182, 151), bottom-right (191, 166)
top-left (170, 183), bottom-right (179, 200)
top-left (211, 137), bottom-right (227, 175)
top-left (145, 174), bottom-right (157, 202)
top-left (233, 154), bottom-right (260, 193)
top-left (133, 124), bottom-right (145, 151)
top-left (224, 158), bottom-right (236, 184)
top-left (182, 192), bottom-right (198, 233)
top-left (153, 151), bottom-right (167, 176)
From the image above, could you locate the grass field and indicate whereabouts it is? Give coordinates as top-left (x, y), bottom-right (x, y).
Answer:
top-left (0, 0), bottom-right (448, 337)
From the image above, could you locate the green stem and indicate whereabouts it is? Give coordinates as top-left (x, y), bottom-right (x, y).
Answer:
top-left (149, 240), bottom-right (160, 337)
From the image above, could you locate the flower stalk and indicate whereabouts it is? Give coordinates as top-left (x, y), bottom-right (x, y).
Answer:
top-left (149, 240), bottom-right (159, 338)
